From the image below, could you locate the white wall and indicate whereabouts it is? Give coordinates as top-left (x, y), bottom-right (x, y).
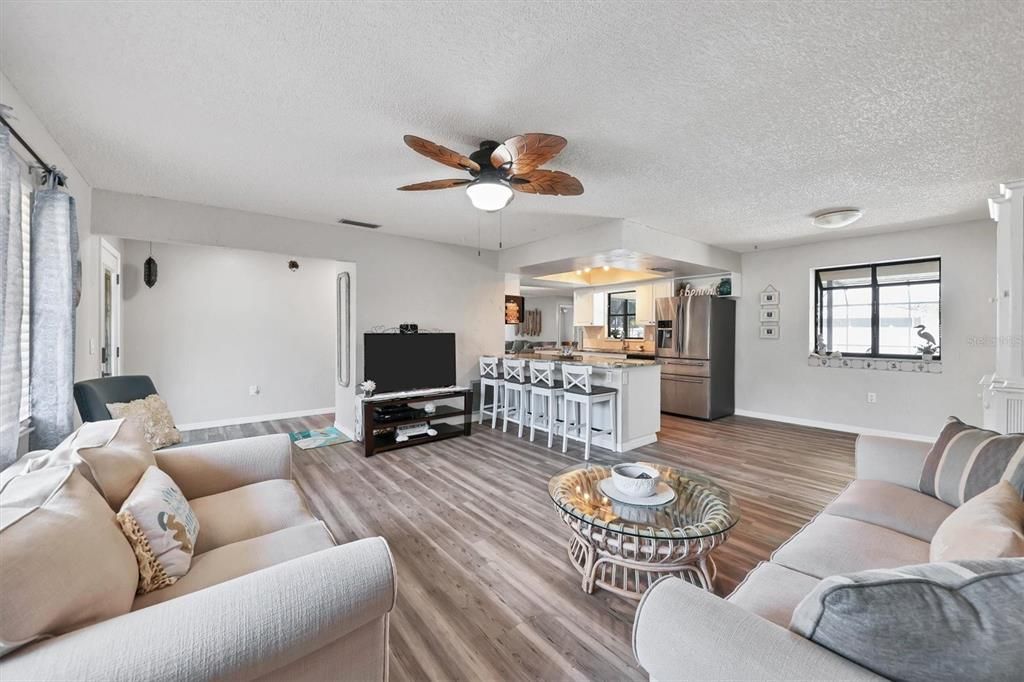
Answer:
top-left (736, 220), bottom-right (996, 438)
top-left (120, 240), bottom-right (337, 426)
top-left (506, 295), bottom-right (573, 342)
top-left (1, 72), bottom-right (109, 385)
top-left (92, 190), bottom-right (505, 424)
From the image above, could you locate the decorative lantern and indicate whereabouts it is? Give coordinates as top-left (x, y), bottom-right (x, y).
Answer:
top-left (144, 242), bottom-right (158, 288)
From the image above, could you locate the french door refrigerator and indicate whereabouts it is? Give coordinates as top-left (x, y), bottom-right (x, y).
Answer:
top-left (655, 295), bottom-right (735, 420)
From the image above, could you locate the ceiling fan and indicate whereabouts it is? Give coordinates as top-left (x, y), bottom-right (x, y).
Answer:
top-left (397, 133), bottom-right (583, 212)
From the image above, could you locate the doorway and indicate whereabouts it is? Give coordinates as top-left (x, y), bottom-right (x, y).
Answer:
top-left (99, 239), bottom-right (121, 377)
top-left (558, 303), bottom-right (574, 345)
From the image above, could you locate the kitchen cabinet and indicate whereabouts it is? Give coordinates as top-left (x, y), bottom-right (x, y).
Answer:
top-left (573, 290), bottom-right (594, 325)
top-left (592, 290), bottom-right (607, 327)
top-left (634, 280), bottom-right (673, 325)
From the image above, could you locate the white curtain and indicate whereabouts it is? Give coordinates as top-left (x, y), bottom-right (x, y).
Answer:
top-left (29, 185), bottom-right (79, 450)
top-left (0, 127), bottom-right (23, 468)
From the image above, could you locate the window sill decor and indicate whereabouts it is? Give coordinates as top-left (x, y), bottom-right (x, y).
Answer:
top-left (807, 354), bottom-right (942, 373)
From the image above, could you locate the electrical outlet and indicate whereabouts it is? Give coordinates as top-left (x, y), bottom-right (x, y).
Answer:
top-left (867, 392), bottom-right (877, 404)
top-left (249, 385), bottom-right (260, 396)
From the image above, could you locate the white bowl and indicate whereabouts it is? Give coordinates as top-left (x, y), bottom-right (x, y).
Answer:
top-left (610, 463), bottom-right (660, 498)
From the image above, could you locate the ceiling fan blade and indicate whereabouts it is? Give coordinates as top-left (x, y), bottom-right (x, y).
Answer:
top-left (403, 135), bottom-right (480, 173)
top-left (509, 170), bottom-right (583, 196)
top-left (397, 178), bottom-right (472, 191)
top-left (491, 133), bottom-right (567, 175)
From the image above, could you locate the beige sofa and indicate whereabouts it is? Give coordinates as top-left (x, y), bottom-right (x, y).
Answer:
top-left (1, 433), bottom-right (397, 681)
top-left (633, 434), bottom-right (952, 681)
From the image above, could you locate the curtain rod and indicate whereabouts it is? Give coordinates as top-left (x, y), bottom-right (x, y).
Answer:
top-left (0, 112), bottom-right (67, 187)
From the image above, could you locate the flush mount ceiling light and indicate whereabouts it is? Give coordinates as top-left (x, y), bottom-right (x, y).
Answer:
top-left (812, 209), bottom-right (863, 229)
top-left (465, 178), bottom-right (514, 212)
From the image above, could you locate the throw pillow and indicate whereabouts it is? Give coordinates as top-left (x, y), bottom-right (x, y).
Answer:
top-left (107, 394), bottom-right (182, 450)
top-left (919, 416), bottom-right (1024, 506)
top-left (930, 481), bottom-right (1024, 561)
top-left (117, 466), bottom-right (200, 594)
top-left (790, 559), bottom-right (1024, 682)
top-left (0, 466), bottom-right (138, 657)
top-left (0, 418), bottom-right (155, 509)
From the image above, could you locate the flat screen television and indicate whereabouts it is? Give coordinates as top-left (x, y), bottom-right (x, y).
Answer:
top-left (363, 333), bottom-right (456, 393)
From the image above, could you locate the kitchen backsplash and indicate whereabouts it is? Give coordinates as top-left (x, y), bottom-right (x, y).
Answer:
top-left (580, 325), bottom-right (655, 352)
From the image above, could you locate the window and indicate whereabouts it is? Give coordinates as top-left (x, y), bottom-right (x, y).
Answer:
top-left (607, 290), bottom-right (643, 339)
top-left (18, 179), bottom-right (31, 422)
top-left (814, 258), bottom-right (940, 359)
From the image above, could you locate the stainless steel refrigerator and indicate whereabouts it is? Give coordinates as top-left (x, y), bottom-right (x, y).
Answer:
top-left (655, 295), bottom-right (735, 419)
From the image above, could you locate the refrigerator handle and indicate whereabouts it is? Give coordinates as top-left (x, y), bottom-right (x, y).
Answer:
top-left (676, 298), bottom-right (684, 355)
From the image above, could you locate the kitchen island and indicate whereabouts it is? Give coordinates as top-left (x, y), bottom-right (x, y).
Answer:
top-left (503, 352), bottom-right (661, 453)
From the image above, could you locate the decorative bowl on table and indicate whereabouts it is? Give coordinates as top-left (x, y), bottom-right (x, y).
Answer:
top-left (610, 463), bottom-right (660, 498)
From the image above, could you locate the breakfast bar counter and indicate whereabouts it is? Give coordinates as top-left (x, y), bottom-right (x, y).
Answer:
top-left (503, 353), bottom-right (661, 452)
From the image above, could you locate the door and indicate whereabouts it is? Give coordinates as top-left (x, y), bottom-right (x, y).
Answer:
top-left (661, 375), bottom-right (711, 418)
top-left (655, 297), bottom-right (680, 358)
top-left (99, 239), bottom-right (121, 377)
top-left (679, 295), bottom-right (712, 359)
top-left (558, 304), bottom-right (574, 343)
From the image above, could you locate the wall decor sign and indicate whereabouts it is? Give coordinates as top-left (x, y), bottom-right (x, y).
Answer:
top-left (759, 325), bottom-right (779, 339)
top-left (759, 306), bottom-right (780, 322)
top-left (759, 285), bottom-right (780, 339)
top-left (504, 294), bottom-right (525, 324)
top-left (759, 287), bottom-right (779, 305)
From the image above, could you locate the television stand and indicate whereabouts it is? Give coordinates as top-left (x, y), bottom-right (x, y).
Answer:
top-left (361, 387), bottom-right (472, 457)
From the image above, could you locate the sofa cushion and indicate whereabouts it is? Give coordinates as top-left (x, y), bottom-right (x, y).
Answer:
top-left (189, 479), bottom-right (317, 555)
top-left (771, 514), bottom-right (929, 579)
top-left (790, 559), bottom-right (1024, 682)
top-left (0, 466), bottom-right (138, 657)
top-left (726, 561), bottom-right (819, 627)
top-left (118, 466), bottom-right (201, 594)
top-left (132, 520), bottom-right (335, 610)
top-left (919, 416), bottom-right (1024, 506)
top-left (930, 481), bottom-right (1024, 562)
top-left (824, 479), bottom-right (954, 542)
top-left (0, 419), bottom-right (155, 509)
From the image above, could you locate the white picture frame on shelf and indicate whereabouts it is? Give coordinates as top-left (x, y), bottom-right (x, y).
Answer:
top-left (759, 324), bottom-right (779, 339)
top-left (759, 290), bottom-right (780, 305)
top-left (759, 306), bottom-right (780, 322)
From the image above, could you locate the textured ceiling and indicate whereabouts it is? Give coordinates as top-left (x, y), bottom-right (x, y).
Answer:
top-left (1, 0), bottom-right (1021, 251)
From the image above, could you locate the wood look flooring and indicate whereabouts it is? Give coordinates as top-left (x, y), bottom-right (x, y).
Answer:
top-left (182, 413), bottom-right (856, 681)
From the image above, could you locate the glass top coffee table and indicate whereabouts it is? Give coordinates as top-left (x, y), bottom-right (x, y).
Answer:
top-left (548, 462), bottom-right (739, 599)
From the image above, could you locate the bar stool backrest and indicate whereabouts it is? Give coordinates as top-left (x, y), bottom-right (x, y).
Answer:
top-left (530, 361), bottom-right (557, 388)
top-left (479, 356), bottom-right (501, 379)
top-left (504, 358), bottom-right (527, 383)
top-left (562, 364), bottom-right (593, 393)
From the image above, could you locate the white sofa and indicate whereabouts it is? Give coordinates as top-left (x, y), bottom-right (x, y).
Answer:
top-left (0, 433), bottom-right (397, 681)
top-left (633, 434), bottom-right (954, 680)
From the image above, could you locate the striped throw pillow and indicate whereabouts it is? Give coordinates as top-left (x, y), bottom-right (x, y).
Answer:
top-left (790, 559), bottom-right (1024, 682)
top-left (918, 417), bottom-right (1024, 506)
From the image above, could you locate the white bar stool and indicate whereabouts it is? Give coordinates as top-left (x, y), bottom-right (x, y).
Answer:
top-left (478, 356), bottom-right (504, 429)
top-left (502, 358), bottom-right (532, 438)
top-left (561, 364), bottom-right (617, 460)
top-left (528, 360), bottom-right (565, 448)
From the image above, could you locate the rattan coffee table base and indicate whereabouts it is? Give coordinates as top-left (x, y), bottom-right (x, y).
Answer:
top-left (560, 513), bottom-right (725, 600)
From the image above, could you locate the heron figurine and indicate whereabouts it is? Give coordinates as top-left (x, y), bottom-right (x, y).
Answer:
top-left (914, 325), bottom-right (939, 355)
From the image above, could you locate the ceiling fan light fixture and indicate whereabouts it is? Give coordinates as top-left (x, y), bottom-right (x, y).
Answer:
top-left (466, 179), bottom-right (513, 212)
top-left (813, 208), bottom-right (863, 229)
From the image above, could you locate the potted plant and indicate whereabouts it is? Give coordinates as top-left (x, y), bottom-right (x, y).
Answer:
top-left (916, 342), bottom-right (938, 362)
top-left (360, 379), bottom-right (376, 397)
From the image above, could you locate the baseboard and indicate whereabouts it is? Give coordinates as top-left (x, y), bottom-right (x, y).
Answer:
top-left (732, 409), bottom-right (933, 442)
top-left (333, 420), bottom-right (357, 441)
top-left (178, 407), bottom-right (334, 432)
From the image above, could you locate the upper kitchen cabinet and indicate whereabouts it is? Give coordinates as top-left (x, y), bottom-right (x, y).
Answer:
top-left (573, 290), bottom-right (594, 325)
top-left (636, 280), bottom-right (673, 324)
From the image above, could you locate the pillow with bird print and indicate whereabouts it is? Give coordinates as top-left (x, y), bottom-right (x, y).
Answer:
top-left (116, 466), bottom-right (200, 594)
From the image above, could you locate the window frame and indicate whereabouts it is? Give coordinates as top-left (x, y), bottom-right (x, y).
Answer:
top-left (607, 290), bottom-right (643, 340)
top-left (18, 174), bottom-right (32, 425)
top-left (813, 257), bottom-right (941, 360)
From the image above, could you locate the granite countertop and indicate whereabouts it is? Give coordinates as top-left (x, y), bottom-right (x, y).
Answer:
top-left (504, 352), bottom-right (658, 368)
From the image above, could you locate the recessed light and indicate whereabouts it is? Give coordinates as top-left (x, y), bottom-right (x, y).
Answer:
top-left (603, 265), bottom-right (610, 271)
top-left (812, 209), bottom-right (863, 229)
top-left (584, 267), bottom-right (592, 273)
top-left (576, 269), bottom-right (583, 275)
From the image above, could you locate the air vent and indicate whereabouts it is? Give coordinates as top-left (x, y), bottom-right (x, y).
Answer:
top-left (338, 218), bottom-right (381, 229)
top-left (649, 267), bottom-right (673, 273)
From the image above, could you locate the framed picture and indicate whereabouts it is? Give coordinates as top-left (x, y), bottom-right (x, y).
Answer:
top-left (759, 306), bottom-right (780, 322)
top-left (759, 290), bottom-right (780, 305)
top-left (504, 295), bottom-right (524, 324)
top-left (759, 324), bottom-right (779, 339)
